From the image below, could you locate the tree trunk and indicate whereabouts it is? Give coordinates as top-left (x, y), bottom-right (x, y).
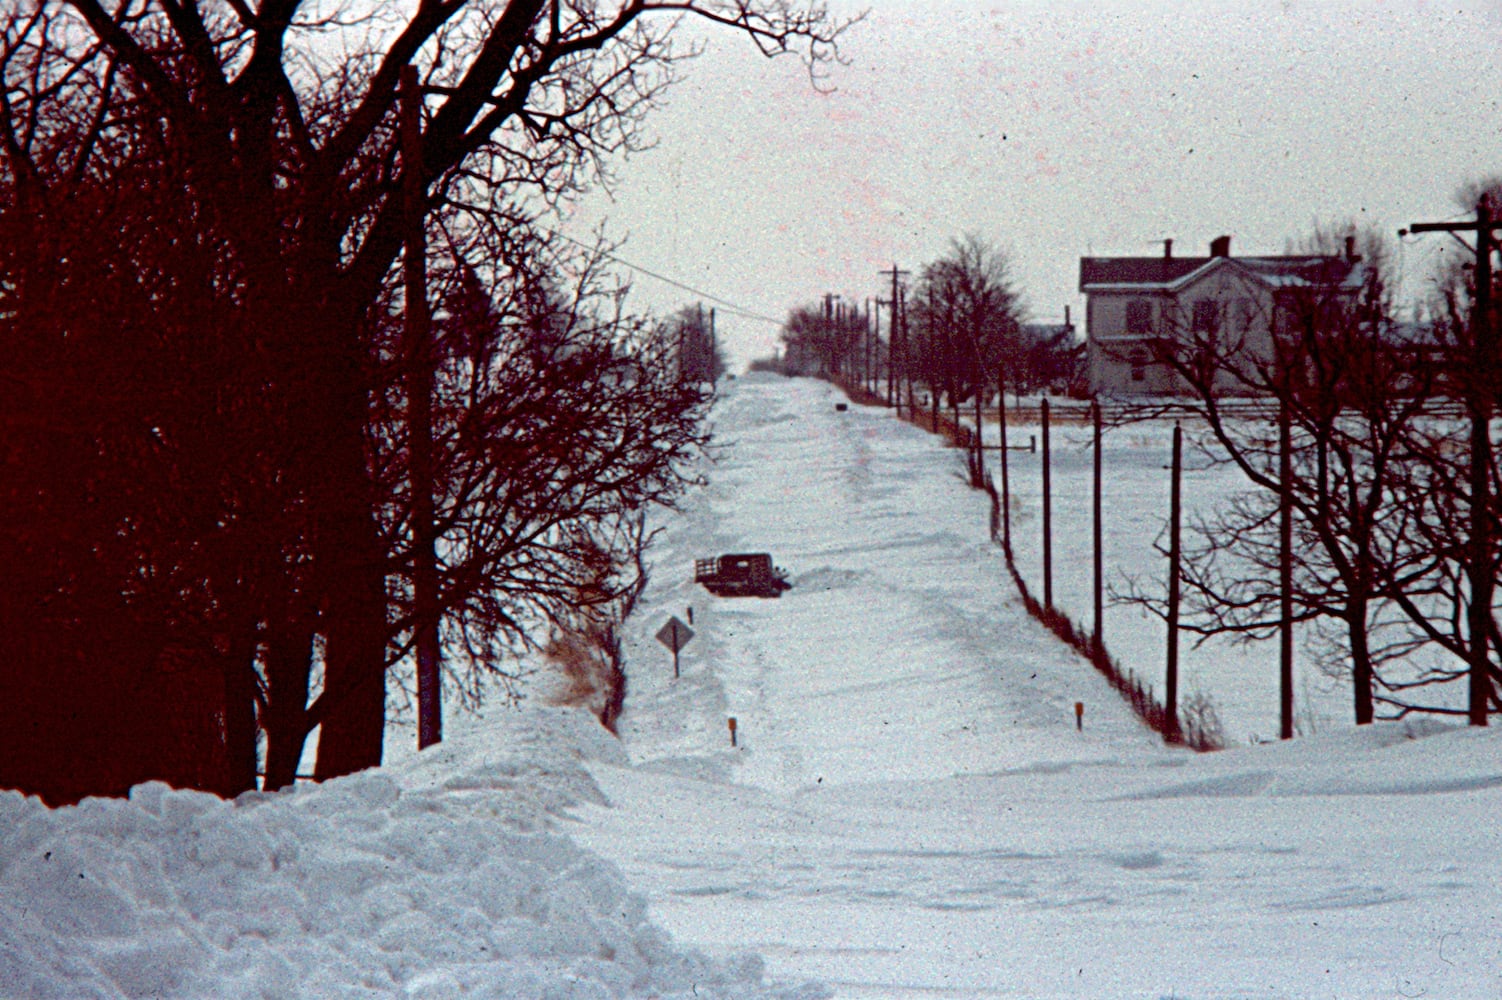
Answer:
top-left (312, 482), bottom-right (388, 780)
top-left (312, 330), bottom-right (388, 781)
top-left (218, 620), bottom-right (261, 797)
top-left (1348, 598), bottom-right (1375, 725)
top-left (262, 620), bottom-right (315, 791)
top-left (313, 537), bottom-right (387, 778)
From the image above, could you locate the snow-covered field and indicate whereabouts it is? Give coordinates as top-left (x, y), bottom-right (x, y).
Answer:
top-left (5, 373), bottom-right (1502, 999)
top-left (990, 412), bottom-right (1352, 745)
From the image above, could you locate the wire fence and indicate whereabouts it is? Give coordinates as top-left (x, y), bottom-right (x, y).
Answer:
top-left (833, 374), bottom-right (1223, 750)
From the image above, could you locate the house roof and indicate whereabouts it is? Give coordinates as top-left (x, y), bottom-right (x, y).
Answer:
top-left (1021, 321), bottom-right (1076, 338)
top-left (1078, 257), bottom-right (1209, 289)
top-left (1079, 254), bottom-right (1364, 293)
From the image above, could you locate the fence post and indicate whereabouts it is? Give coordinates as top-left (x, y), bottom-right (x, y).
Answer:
top-left (1042, 397), bottom-right (1053, 611)
top-left (1093, 400), bottom-right (1103, 653)
top-left (1166, 422), bottom-right (1182, 741)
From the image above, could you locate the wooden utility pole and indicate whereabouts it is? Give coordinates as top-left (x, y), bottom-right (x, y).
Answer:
top-left (930, 285), bottom-right (941, 433)
top-left (1279, 396), bottom-right (1294, 740)
top-left (1042, 397), bottom-right (1053, 610)
top-left (836, 298), bottom-right (847, 378)
top-left (402, 65), bottom-right (441, 750)
top-left (1092, 400), bottom-right (1103, 652)
top-left (1404, 200), bottom-right (1500, 726)
top-left (896, 282), bottom-right (906, 415)
top-left (998, 364), bottom-right (1012, 559)
top-left (880, 264), bottom-right (909, 414)
top-left (865, 297), bottom-right (874, 393)
top-left (1166, 422), bottom-right (1183, 740)
top-left (823, 293), bottom-right (837, 378)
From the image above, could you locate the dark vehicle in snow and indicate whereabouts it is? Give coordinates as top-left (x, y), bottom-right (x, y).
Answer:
top-left (694, 553), bottom-right (792, 598)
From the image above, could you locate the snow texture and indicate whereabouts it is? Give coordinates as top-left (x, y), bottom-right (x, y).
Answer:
top-left (578, 375), bottom-right (1502, 999)
top-left (0, 706), bottom-right (825, 999)
top-left (5, 373), bottom-right (1502, 999)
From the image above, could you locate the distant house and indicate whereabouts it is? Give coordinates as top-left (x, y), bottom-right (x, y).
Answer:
top-left (1015, 315), bottom-right (1084, 396)
top-left (1079, 235), bottom-right (1367, 397)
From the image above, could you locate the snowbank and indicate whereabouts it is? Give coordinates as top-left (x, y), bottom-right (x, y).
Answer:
top-left (0, 706), bottom-right (828, 1000)
top-left (574, 375), bottom-right (1502, 999)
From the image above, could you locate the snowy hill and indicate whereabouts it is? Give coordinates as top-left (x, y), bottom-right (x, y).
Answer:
top-left (4, 373), bottom-right (1501, 999)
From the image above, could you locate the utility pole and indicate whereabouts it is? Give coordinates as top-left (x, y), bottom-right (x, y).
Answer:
top-left (899, 282), bottom-right (911, 415)
top-left (879, 264), bottom-right (909, 412)
top-left (1279, 395), bottom-right (1294, 740)
top-left (1092, 400), bottom-right (1103, 653)
top-left (1167, 422), bottom-right (1183, 741)
top-left (1041, 397), bottom-right (1053, 610)
top-left (1403, 201), bottom-right (1500, 727)
top-left (835, 297), bottom-right (844, 378)
top-left (402, 65), bottom-right (441, 750)
top-left (865, 297), bottom-right (874, 393)
top-left (823, 292), bottom-right (839, 378)
top-left (997, 363), bottom-right (1012, 559)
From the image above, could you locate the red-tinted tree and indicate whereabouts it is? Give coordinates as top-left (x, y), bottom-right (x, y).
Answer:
top-left (0, 1), bottom-right (847, 801)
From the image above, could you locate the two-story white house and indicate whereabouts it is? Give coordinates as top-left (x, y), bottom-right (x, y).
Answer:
top-left (1080, 235), bottom-right (1367, 397)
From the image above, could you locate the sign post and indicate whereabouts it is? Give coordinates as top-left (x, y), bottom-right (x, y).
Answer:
top-left (655, 615), bottom-right (695, 678)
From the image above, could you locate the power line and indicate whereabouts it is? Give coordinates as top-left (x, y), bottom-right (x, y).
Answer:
top-left (542, 227), bottom-right (786, 325)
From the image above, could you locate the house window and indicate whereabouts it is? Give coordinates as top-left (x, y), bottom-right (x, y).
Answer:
top-left (1192, 300), bottom-right (1219, 333)
top-left (1129, 345), bottom-right (1150, 382)
top-left (1233, 298), bottom-right (1253, 333)
top-left (1126, 299), bottom-right (1153, 334)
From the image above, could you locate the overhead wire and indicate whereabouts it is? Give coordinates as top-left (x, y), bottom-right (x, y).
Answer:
top-left (540, 226), bottom-right (786, 325)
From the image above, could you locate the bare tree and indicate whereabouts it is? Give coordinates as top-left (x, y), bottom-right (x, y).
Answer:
top-left (1119, 223), bottom-right (1498, 725)
top-left (0, 1), bottom-right (849, 801)
top-left (910, 234), bottom-right (1024, 408)
top-left (778, 299), bottom-right (865, 377)
top-left (666, 303), bottom-right (727, 383)
top-left (1375, 200), bottom-right (1502, 721)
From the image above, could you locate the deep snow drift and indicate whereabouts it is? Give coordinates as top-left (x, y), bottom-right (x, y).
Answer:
top-left (0, 707), bottom-right (825, 999)
top-left (577, 374), bottom-right (1502, 999)
top-left (5, 373), bottom-right (1501, 999)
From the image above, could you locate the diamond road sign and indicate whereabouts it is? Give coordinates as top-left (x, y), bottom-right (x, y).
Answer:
top-left (655, 616), bottom-right (694, 654)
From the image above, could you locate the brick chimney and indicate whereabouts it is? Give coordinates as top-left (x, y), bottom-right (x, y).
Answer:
top-left (1164, 238), bottom-right (1174, 259)
top-left (1210, 235), bottom-right (1231, 258)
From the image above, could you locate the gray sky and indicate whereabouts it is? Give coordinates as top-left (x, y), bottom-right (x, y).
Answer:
top-left (562, 1), bottom-right (1502, 371)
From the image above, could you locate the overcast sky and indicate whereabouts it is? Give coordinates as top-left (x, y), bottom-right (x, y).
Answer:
top-left (560, 1), bottom-right (1502, 371)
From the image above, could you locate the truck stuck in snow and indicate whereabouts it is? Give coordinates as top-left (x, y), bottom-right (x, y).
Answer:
top-left (693, 553), bottom-right (792, 598)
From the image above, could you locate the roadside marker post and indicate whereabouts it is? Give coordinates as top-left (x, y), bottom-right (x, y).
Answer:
top-left (1075, 702), bottom-right (1084, 731)
top-left (728, 717), bottom-right (738, 747)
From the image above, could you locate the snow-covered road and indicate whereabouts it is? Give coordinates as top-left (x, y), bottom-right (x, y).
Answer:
top-left (6, 373), bottom-right (1500, 1000)
top-left (576, 374), bottom-right (1502, 999)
